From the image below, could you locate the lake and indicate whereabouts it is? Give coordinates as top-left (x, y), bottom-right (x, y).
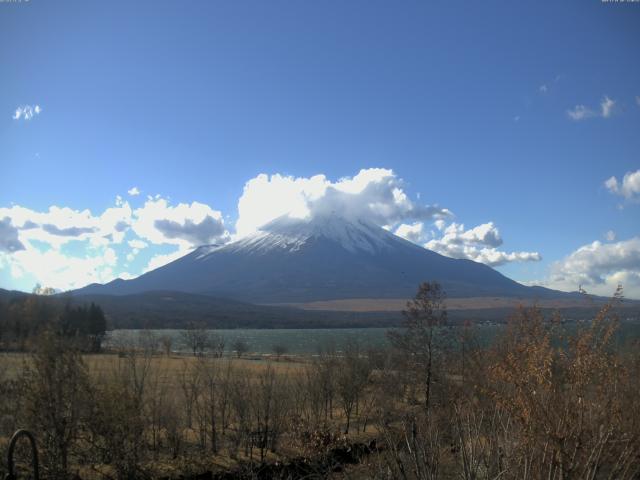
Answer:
top-left (107, 320), bottom-right (640, 356)
top-left (106, 327), bottom-right (393, 355)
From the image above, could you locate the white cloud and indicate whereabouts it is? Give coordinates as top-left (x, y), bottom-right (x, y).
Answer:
top-left (441, 222), bottom-right (503, 248)
top-left (537, 237), bottom-right (640, 299)
top-left (235, 169), bottom-right (451, 237)
top-left (13, 105), bottom-right (42, 121)
top-left (128, 239), bottom-right (148, 249)
top-left (0, 199), bottom-right (134, 250)
top-left (423, 222), bottom-right (541, 267)
top-left (0, 205), bottom-right (103, 249)
top-left (128, 187), bottom-right (141, 196)
top-left (0, 200), bottom-right (131, 290)
top-left (539, 84), bottom-right (548, 94)
top-left (133, 197), bottom-right (229, 247)
top-left (567, 105), bottom-right (596, 121)
top-left (125, 239), bottom-right (148, 262)
top-left (0, 245), bottom-right (118, 291)
top-left (0, 168), bottom-right (556, 290)
top-left (605, 176), bottom-right (618, 193)
top-left (395, 222), bottom-right (426, 243)
top-left (394, 219), bottom-right (541, 267)
top-left (606, 230), bottom-right (616, 242)
top-left (605, 169), bottom-right (640, 201)
top-left (601, 96), bottom-right (615, 118)
top-left (0, 195), bottom-right (228, 291)
top-left (567, 96), bottom-right (616, 121)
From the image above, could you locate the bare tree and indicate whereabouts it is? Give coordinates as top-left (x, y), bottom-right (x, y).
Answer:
top-left (161, 395), bottom-right (184, 459)
top-left (229, 370), bottom-right (252, 458)
top-left (137, 329), bottom-right (159, 355)
top-left (193, 355), bottom-right (223, 453)
top-left (272, 344), bottom-right (288, 361)
top-left (250, 365), bottom-right (290, 461)
top-left (233, 339), bottom-right (249, 358)
top-left (336, 340), bottom-right (370, 434)
top-left (21, 332), bottom-right (90, 479)
top-left (159, 334), bottom-right (173, 356)
top-left (178, 360), bottom-right (201, 429)
top-left (180, 322), bottom-right (212, 356)
top-left (85, 349), bottom-right (153, 479)
top-left (210, 332), bottom-right (225, 358)
top-left (387, 281), bottom-right (448, 412)
top-left (144, 357), bottom-right (171, 459)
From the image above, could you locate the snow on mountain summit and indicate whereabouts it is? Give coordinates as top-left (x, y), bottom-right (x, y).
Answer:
top-left (74, 212), bottom-right (565, 303)
top-left (196, 214), bottom-right (402, 258)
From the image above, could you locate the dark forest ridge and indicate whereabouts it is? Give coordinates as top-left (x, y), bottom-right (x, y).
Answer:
top-left (3, 287), bottom-right (638, 330)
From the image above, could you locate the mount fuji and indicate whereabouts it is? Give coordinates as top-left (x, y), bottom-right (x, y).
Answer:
top-left (74, 214), bottom-right (564, 304)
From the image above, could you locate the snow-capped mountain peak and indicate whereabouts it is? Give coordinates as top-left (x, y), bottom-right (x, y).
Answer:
top-left (74, 213), bottom-right (557, 304)
top-left (199, 214), bottom-right (401, 258)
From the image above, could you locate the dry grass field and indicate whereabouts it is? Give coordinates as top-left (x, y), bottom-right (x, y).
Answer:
top-left (1, 350), bottom-right (309, 389)
top-left (2, 295), bottom-right (640, 479)
top-left (276, 295), bottom-right (627, 312)
top-left (0, 348), bottom-right (375, 479)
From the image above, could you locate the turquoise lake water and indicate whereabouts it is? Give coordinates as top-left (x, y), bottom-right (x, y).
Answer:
top-left (107, 321), bottom-right (640, 356)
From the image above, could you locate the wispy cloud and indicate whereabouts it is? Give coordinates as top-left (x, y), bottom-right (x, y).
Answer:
top-left (567, 96), bottom-right (616, 121)
top-left (567, 105), bottom-right (596, 121)
top-left (13, 105), bottom-right (42, 121)
top-left (538, 74), bottom-right (562, 95)
top-left (128, 186), bottom-right (141, 196)
top-left (600, 96), bottom-right (615, 118)
top-left (514, 74), bottom-right (561, 121)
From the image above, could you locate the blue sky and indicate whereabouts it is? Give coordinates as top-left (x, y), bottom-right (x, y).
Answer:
top-left (1, 0), bottom-right (639, 297)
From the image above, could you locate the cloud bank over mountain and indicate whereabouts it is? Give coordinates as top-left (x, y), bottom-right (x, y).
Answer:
top-left (235, 168), bottom-right (451, 237)
top-left (0, 167), bottom-right (637, 298)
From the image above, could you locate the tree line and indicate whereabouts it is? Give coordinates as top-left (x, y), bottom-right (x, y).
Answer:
top-left (0, 294), bottom-right (107, 352)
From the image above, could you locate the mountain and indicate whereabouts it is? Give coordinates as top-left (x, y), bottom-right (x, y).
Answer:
top-left (0, 287), bottom-right (30, 301)
top-left (74, 214), bottom-right (569, 303)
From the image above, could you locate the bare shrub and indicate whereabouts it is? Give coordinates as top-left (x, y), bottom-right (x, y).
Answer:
top-left (20, 331), bottom-right (90, 480)
top-left (85, 351), bottom-right (153, 479)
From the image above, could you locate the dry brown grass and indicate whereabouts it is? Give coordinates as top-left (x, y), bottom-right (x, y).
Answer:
top-left (272, 296), bottom-right (623, 312)
top-left (1, 351), bottom-right (308, 384)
